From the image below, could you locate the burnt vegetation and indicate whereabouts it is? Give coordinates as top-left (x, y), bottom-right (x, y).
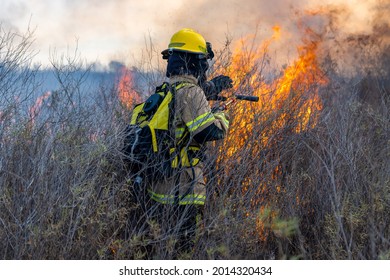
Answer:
top-left (0, 20), bottom-right (389, 260)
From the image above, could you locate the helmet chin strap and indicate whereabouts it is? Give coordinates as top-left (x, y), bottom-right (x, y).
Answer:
top-left (206, 42), bottom-right (214, 60)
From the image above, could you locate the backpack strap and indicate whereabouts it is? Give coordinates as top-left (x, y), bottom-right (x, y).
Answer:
top-left (167, 81), bottom-right (193, 136)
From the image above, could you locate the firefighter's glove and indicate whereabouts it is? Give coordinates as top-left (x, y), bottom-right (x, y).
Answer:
top-left (211, 75), bottom-right (233, 93)
top-left (203, 75), bottom-right (233, 101)
top-left (202, 81), bottom-right (225, 101)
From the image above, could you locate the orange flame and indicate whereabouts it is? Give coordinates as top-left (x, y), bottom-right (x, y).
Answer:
top-left (218, 26), bottom-right (327, 157)
top-left (214, 27), bottom-right (328, 239)
top-left (29, 91), bottom-right (52, 124)
top-left (117, 66), bottom-right (141, 109)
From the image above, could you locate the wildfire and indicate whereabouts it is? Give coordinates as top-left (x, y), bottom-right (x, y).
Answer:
top-left (117, 66), bottom-right (141, 109)
top-left (218, 26), bottom-right (327, 157)
top-left (29, 91), bottom-right (52, 124)
top-left (213, 26), bottom-right (328, 240)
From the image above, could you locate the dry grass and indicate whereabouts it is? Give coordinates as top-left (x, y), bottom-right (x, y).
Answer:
top-left (0, 25), bottom-right (389, 260)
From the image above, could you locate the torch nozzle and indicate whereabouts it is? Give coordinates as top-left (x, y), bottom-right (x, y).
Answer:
top-left (235, 95), bottom-right (259, 102)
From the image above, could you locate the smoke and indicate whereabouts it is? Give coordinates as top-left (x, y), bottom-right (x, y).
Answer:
top-left (308, 0), bottom-right (390, 75)
top-left (1, 0), bottom-right (185, 65)
top-left (154, 0), bottom-right (390, 75)
top-left (1, 0), bottom-right (389, 68)
top-left (162, 0), bottom-right (306, 40)
top-left (0, 1), bottom-right (29, 31)
top-left (165, 0), bottom-right (389, 40)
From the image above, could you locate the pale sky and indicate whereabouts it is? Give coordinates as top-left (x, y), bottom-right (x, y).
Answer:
top-left (0, 0), bottom-right (382, 68)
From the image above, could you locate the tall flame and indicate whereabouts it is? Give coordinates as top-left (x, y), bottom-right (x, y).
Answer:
top-left (214, 26), bottom-right (328, 240)
top-left (218, 26), bottom-right (327, 158)
top-left (117, 66), bottom-right (141, 109)
top-left (29, 91), bottom-right (52, 124)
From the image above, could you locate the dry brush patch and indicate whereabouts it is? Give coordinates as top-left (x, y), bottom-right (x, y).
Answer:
top-left (1, 24), bottom-right (389, 260)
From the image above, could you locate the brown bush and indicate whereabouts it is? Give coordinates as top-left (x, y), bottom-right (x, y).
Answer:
top-left (1, 25), bottom-right (389, 260)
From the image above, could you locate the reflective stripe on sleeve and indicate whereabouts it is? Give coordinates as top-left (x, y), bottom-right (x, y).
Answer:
top-left (213, 112), bottom-right (230, 128)
top-left (185, 112), bottom-right (215, 133)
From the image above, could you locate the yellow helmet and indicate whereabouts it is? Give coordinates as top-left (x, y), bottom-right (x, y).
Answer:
top-left (162, 28), bottom-right (208, 58)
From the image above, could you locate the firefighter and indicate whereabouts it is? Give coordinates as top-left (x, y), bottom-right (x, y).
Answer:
top-left (148, 28), bottom-right (232, 256)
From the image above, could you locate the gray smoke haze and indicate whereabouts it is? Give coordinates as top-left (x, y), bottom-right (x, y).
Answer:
top-left (1, 0), bottom-right (389, 67)
top-left (163, 0), bottom-right (390, 55)
top-left (153, 0), bottom-right (389, 76)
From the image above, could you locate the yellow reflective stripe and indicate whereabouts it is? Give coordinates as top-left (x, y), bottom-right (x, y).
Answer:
top-left (182, 146), bottom-right (200, 167)
top-left (170, 146), bottom-right (200, 168)
top-left (223, 118), bottom-right (229, 128)
top-left (214, 112), bottom-right (230, 128)
top-left (148, 189), bottom-right (206, 205)
top-left (170, 147), bottom-right (179, 168)
top-left (150, 126), bottom-right (158, 152)
top-left (175, 83), bottom-right (190, 90)
top-left (148, 191), bottom-right (168, 204)
top-left (176, 127), bottom-right (185, 139)
top-left (179, 196), bottom-right (205, 205)
top-left (186, 112), bottom-right (215, 133)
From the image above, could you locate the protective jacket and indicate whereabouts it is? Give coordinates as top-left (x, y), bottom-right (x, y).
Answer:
top-left (147, 75), bottom-right (229, 205)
